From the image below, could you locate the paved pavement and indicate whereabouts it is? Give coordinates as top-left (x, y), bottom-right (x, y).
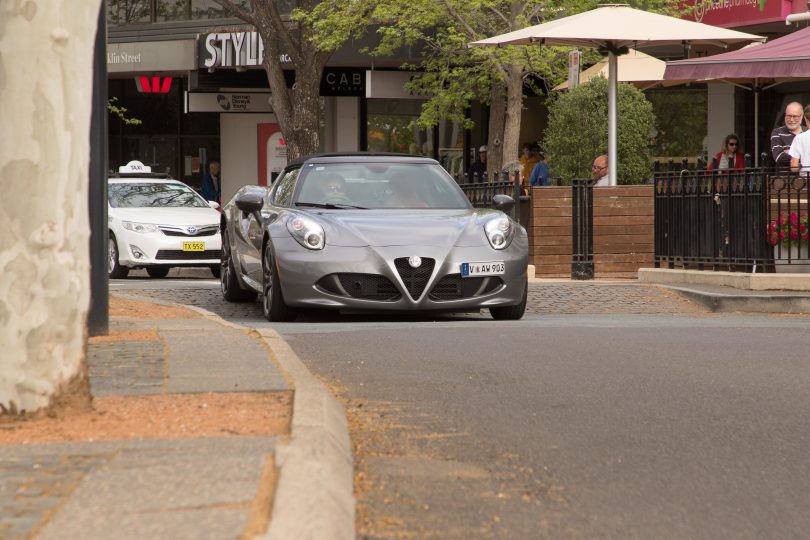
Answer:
top-left (0, 291), bottom-right (353, 540)
top-left (4, 270), bottom-right (803, 539)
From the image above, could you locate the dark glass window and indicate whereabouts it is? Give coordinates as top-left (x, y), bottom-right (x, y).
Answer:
top-left (272, 168), bottom-right (300, 207)
top-left (107, 0), bottom-right (151, 25)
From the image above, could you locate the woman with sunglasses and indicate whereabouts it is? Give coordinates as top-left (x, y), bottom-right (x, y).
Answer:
top-left (708, 134), bottom-right (745, 171)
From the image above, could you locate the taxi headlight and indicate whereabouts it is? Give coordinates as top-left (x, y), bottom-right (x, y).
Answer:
top-left (287, 215), bottom-right (325, 250)
top-left (122, 221), bottom-right (158, 234)
top-left (484, 216), bottom-right (514, 250)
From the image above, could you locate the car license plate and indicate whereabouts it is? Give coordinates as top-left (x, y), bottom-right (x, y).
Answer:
top-left (183, 241), bottom-right (205, 252)
top-left (461, 261), bottom-right (505, 277)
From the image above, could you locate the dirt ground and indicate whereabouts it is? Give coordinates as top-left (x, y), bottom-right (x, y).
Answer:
top-left (0, 296), bottom-right (292, 445)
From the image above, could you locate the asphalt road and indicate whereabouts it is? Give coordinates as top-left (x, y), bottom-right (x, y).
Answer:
top-left (116, 274), bottom-right (810, 539)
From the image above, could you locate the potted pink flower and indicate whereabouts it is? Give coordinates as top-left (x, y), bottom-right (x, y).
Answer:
top-left (768, 212), bottom-right (810, 272)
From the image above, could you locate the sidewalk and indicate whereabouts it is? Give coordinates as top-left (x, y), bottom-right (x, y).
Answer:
top-left (639, 268), bottom-right (810, 314)
top-left (0, 294), bottom-right (354, 540)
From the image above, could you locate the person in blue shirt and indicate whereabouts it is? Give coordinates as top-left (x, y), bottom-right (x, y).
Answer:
top-left (528, 152), bottom-right (550, 187)
top-left (201, 159), bottom-right (221, 203)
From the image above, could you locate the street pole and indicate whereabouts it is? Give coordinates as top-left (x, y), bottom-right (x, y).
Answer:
top-left (88, 0), bottom-right (108, 337)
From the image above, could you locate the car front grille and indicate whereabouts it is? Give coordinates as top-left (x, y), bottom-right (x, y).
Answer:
top-left (155, 249), bottom-right (221, 260)
top-left (428, 274), bottom-right (503, 301)
top-left (394, 257), bottom-right (435, 300)
top-left (159, 225), bottom-right (219, 237)
top-left (317, 273), bottom-right (401, 301)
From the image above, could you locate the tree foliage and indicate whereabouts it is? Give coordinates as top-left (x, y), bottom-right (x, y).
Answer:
top-left (214, 0), bottom-right (375, 159)
top-left (542, 76), bottom-right (655, 184)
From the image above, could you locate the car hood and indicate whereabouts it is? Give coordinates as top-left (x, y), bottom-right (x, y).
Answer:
top-left (308, 209), bottom-right (504, 247)
top-left (109, 207), bottom-right (220, 226)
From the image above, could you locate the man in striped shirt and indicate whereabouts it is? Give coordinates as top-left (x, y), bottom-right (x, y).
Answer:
top-left (771, 102), bottom-right (805, 168)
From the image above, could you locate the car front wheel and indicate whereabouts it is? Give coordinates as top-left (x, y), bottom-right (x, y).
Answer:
top-left (489, 278), bottom-right (527, 320)
top-left (146, 266), bottom-right (170, 278)
top-left (108, 234), bottom-right (129, 279)
top-left (262, 244), bottom-right (298, 322)
top-left (221, 230), bottom-right (257, 303)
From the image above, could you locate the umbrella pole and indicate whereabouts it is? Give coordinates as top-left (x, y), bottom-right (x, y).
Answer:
top-left (754, 80), bottom-right (759, 167)
top-left (608, 50), bottom-right (618, 186)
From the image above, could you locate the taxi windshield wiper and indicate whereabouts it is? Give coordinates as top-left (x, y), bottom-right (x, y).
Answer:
top-left (295, 201), bottom-right (368, 210)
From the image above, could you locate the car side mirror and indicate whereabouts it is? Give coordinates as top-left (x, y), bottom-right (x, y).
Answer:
top-left (208, 200), bottom-right (220, 210)
top-left (492, 194), bottom-right (515, 213)
top-left (235, 192), bottom-right (264, 214)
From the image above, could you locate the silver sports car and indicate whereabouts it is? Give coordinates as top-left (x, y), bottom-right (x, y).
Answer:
top-left (219, 154), bottom-right (528, 321)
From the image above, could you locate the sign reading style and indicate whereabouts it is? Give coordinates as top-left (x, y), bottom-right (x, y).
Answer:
top-left (200, 32), bottom-right (291, 68)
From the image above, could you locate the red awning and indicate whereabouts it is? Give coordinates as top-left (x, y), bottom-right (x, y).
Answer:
top-left (664, 26), bottom-right (810, 81)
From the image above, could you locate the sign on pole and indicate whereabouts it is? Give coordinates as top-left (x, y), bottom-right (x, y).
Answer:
top-left (568, 50), bottom-right (581, 90)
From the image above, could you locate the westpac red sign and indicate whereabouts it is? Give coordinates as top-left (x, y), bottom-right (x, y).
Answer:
top-left (135, 76), bottom-right (173, 94)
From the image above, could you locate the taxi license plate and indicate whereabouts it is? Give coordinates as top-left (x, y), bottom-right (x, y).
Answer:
top-left (461, 261), bottom-right (505, 277)
top-left (183, 241), bottom-right (205, 252)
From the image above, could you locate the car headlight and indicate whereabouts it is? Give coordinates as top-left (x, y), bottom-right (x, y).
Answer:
top-left (484, 216), bottom-right (514, 250)
top-left (122, 221), bottom-right (158, 234)
top-left (287, 215), bottom-right (325, 250)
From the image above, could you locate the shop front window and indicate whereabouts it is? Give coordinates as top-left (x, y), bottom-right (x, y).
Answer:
top-left (367, 99), bottom-right (432, 156)
top-left (647, 87), bottom-right (708, 165)
top-left (107, 0), bottom-right (151, 25)
top-left (108, 0), bottom-right (254, 24)
top-left (367, 99), bottom-right (464, 175)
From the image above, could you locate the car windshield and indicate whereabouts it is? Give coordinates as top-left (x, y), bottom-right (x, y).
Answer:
top-left (294, 163), bottom-right (471, 210)
top-left (108, 182), bottom-right (209, 208)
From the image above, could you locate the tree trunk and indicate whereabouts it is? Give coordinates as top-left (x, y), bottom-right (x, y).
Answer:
top-left (285, 60), bottom-right (324, 159)
top-left (487, 84), bottom-right (506, 176)
top-left (502, 63), bottom-right (524, 176)
top-left (0, 0), bottom-right (97, 415)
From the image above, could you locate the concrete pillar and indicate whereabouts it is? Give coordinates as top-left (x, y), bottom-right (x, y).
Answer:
top-left (707, 83), bottom-right (736, 157)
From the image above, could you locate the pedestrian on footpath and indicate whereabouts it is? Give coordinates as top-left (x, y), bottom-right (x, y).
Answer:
top-left (201, 159), bottom-right (222, 204)
top-left (771, 102), bottom-right (805, 168)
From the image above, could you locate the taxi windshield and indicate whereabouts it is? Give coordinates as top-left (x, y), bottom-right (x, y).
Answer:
top-left (108, 182), bottom-right (209, 208)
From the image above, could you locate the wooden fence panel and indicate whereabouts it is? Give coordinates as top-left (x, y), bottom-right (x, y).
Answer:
top-left (529, 185), bottom-right (655, 278)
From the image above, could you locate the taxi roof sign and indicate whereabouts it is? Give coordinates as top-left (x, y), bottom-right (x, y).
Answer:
top-left (118, 160), bottom-right (151, 174)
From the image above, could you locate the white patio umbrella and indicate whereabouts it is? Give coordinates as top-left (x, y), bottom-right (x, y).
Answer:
top-left (471, 4), bottom-right (764, 185)
top-left (554, 49), bottom-right (667, 91)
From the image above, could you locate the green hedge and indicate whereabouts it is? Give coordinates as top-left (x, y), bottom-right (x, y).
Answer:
top-left (542, 76), bottom-right (655, 185)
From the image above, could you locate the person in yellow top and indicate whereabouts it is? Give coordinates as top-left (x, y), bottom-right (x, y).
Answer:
top-left (518, 142), bottom-right (540, 193)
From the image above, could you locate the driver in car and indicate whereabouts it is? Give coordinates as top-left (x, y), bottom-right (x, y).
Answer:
top-left (318, 173), bottom-right (348, 203)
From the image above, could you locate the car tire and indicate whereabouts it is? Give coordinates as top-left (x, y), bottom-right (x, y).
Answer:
top-left (221, 230), bottom-right (257, 303)
top-left (209, 264), bottom-right (221, 279)
top-left (108, 233), bottom-right (129, 279)
top-left (262, 243), bottom-right (298, 322)
top-left (146, 266), bottom-right (170, 278)
top-left (489, 278), bottom-right (527, 320)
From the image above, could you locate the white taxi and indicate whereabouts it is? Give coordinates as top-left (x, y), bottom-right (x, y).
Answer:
top-left (108, 161), bottom-right (222, 278)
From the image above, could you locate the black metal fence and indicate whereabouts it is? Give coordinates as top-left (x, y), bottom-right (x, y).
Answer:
top-left (455, 171), bottom-right (524, 223)
top-left (572, 178), bottom-right (595, 279)
top-left (654, 167), bottom-right (810, 271)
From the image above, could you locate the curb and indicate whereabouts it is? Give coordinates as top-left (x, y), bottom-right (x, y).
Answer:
top-left (659, 284), bottom-right (810, 314)
top-left (116, 294), bottom-right (355, 540)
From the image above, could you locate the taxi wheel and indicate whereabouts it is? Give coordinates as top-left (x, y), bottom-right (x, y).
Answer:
top-left (210, 264), bottom-right (221, 279)
top-left (262, 244), bottom-right (298, 322)
top-left (146, 266), bottom-right (170, 278)
top-left (108, 234), bottom-right (129, 279)
top-left (221, 230), bottom-right (257, 303)
top-left (489, 278), bottom-right (527, 321)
